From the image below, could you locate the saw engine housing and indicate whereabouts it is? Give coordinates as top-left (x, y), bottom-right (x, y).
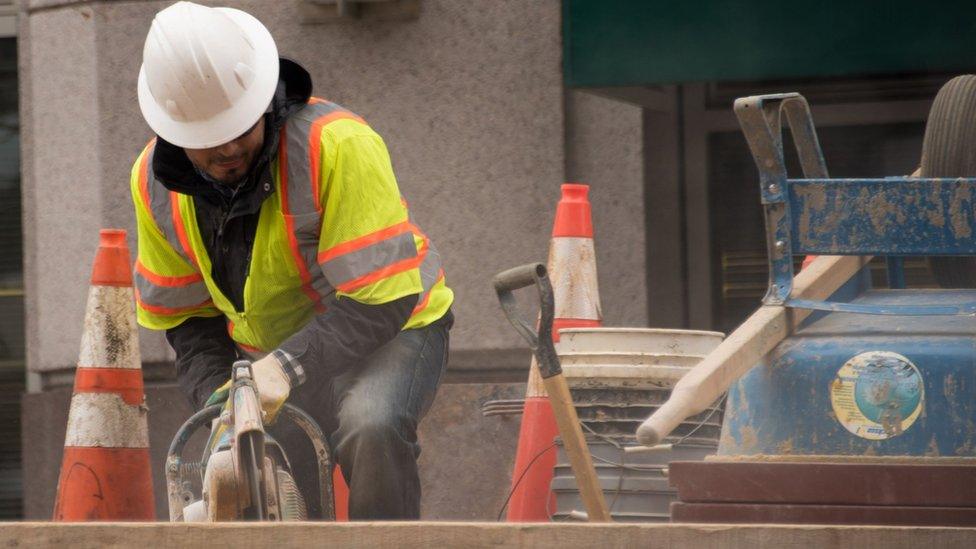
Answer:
top-left (166, 360), bottom-right (335, 521)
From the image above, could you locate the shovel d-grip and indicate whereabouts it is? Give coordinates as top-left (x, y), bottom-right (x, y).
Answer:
top-left (493, 262), bottom-right (612, 522)
top-left (493, 263), bottom-right (560, 379)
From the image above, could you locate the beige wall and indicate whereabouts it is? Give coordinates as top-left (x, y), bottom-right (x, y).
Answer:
top-left (566, 90), bottom-right (647, 327)
top-left (20, 0), bottom-right (647, 379)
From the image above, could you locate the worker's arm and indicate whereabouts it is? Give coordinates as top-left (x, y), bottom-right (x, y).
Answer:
top-left (277, 293), bottom-right (417, 387)
top-left (276, 123), bottom-right (425, 387)
top-left (166, 316), bottom-right (238, 409)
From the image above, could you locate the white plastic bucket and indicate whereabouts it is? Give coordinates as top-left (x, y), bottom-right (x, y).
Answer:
top-left (556, 328), bottom-right (724, 389)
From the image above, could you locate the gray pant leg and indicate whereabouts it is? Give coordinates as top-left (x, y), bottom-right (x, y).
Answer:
top-left (330, 321), bottom-right (450, 519)
top-left (271, 318), bottom-right (450, 520)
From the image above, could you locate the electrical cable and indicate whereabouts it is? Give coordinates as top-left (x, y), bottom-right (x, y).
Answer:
top-left (577, 394), bottom-right (726, 455)
top-left (496, 441), bottom-right (558, 521)
top-left (668, 394), bottom-right (726, 446)
top-left (572, 395), bottom-right (730, 477)
top-left (497, 395), bottom-right (727, 521)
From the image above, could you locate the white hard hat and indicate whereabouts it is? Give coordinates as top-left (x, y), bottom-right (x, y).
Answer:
top-left (137, 2), bottom-right (279, 149)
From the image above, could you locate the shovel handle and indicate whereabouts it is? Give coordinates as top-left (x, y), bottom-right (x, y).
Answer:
top-left (493, 262), bottom-right (612, 522)
top-left (492, 263), bottom-right (560, 378)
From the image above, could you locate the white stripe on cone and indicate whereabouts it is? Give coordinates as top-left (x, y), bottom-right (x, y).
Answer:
top-left (547, 237), bottom-right (602, 320)
top-left (64, 393), bottom-right (149, 448)
top-left (77, 286), bottom-right (141, 370)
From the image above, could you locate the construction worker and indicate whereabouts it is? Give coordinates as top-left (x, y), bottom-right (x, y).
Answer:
top-left (130, 1), bottom-right (453, 519)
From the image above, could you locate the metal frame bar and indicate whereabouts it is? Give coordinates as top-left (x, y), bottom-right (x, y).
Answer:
top-left (734, 93), bottom-right (829, 305)
top-left (788, 178), bottom-right (976, 255)
top-left (735, 92), bottom-right (976, 316)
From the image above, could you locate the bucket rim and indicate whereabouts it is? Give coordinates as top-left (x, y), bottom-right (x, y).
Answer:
top-left (557, 327), bottom-right (726, 338)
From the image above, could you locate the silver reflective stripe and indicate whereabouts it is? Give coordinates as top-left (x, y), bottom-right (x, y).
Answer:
top-left (413, 238), bottom-right (444, 307)
top-left (144, 145), bottom-right (194, 266)
top-left (285, 101), bottom-right (342, 217)
top-left (419, 240), bottom-right (443, 290)
top-left (282, 100), bottom-right (348, 301)
top-left (134, 270), bottom-right (211, 309)
top-left (310, 273), bottom-right (335, 300)
top-left (319, 230), bottom-right (418, 286)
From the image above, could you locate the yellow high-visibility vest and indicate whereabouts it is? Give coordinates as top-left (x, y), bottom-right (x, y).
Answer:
top-left (130, 99), bottom-right (453, 353)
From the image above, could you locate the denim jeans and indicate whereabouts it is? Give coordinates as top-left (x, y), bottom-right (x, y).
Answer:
top-left (270, 311), bottom-right (452, 520)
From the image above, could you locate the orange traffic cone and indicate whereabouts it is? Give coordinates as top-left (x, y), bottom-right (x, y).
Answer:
top-left (53, 229), bottom-right (155, 521)
top-left (506, 183), bottom-right (602, 521)
top-left (334, 466), bottom-right (349, 521)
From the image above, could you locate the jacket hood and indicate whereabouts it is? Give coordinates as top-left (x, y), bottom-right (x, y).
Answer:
top-left (151, 58), bottom-right (313, 203)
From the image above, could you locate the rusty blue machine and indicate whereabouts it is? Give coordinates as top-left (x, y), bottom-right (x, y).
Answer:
top-left (717, 91), bottom-right (976, 458)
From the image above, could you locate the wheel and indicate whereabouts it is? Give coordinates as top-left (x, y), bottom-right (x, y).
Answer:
top-left (920, 75), bottom-right (976, 288)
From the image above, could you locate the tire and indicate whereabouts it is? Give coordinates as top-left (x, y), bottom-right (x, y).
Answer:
top-left (920, 75), bottom-right (976, 288)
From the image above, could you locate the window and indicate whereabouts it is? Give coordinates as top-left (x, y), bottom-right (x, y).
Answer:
top-left (0, 36), bottom-right (23, 519)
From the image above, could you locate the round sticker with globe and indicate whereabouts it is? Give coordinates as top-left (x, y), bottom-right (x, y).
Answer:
top-left (829, 351), bottom-right (924, 440)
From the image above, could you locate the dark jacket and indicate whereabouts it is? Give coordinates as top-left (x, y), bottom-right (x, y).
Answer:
top-left (153, 59), bottom-right (424, 408)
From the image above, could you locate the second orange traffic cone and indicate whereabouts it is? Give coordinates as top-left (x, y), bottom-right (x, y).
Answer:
top-left (53, 229), bottom-right (155, 521)
top-left (506, 183), bottom-right (602, 521)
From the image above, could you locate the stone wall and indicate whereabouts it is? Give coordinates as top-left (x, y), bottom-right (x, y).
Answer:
top-left (565, 90), bottom-right (647, 327)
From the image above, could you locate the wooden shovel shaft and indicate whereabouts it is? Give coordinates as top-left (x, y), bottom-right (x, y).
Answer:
top-left (636, 255), bottom-right (871, 447)
top-left (542, 374), bottom-right (612, 522)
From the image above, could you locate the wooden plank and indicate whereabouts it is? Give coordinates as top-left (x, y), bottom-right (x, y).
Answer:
top-left (1, 522), bottom-right (975, 549)
top-left (638, 255), bottom-right (871, 446)
top-left (671, 502), bottom-right (976, 527)
top-left (670, 461), bottom-right (976, 507)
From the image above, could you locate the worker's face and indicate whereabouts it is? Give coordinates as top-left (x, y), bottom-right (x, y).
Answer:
top-left (184, 116), bottom-right (266, 185)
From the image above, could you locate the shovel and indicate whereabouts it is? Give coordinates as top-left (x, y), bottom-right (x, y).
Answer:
top-left (493, 263), bottom-right (612, 522)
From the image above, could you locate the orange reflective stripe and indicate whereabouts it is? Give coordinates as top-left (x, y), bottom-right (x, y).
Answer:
top-left (411, 223), bottom-right (432, 264)
top-left (309, 110), bottom-right (368, 209)
top-left (335, 254), bottom-right (424, 293)
top-left (335, 233), bottom-right (428, 293)
top-left (135, 288), bottom-right (212, 316)
top-left (134, 260), bottom-right (203, 287)
top-left (408, 222), bottom-right (430, 244)
top-left (318, 221), bottom-right (412, 264)
top-left (137, 141), bottom-right (155, 213)
top-left (227, 320), bottom-right (266, 354)
top-left (73, 367), bottom-right (145, 406)
top-left (279, 126), bottom-right (326, 313)
top-left (170, 193), bottom-right (200, 269)
top-left (238, 341), bottom-right (263, 354)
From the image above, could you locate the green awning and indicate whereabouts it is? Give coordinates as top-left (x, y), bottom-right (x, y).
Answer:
top-left (564, 1), bottom-right (976, 87)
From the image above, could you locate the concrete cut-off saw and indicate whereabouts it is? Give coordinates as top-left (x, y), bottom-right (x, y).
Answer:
top-left (165, 360), bottom-right (335, 521)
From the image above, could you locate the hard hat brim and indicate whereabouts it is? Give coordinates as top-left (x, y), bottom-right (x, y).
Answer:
top-left (137, 7), bottom-right (280, 150)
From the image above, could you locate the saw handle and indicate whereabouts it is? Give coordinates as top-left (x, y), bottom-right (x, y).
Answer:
top-left (492, 263), bottom-right (560, 378)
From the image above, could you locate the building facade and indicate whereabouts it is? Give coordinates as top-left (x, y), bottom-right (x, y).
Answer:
top-left (17, 0), bottom-right (646, 519)
top-left (14, 0), bottom-right (976, 518)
